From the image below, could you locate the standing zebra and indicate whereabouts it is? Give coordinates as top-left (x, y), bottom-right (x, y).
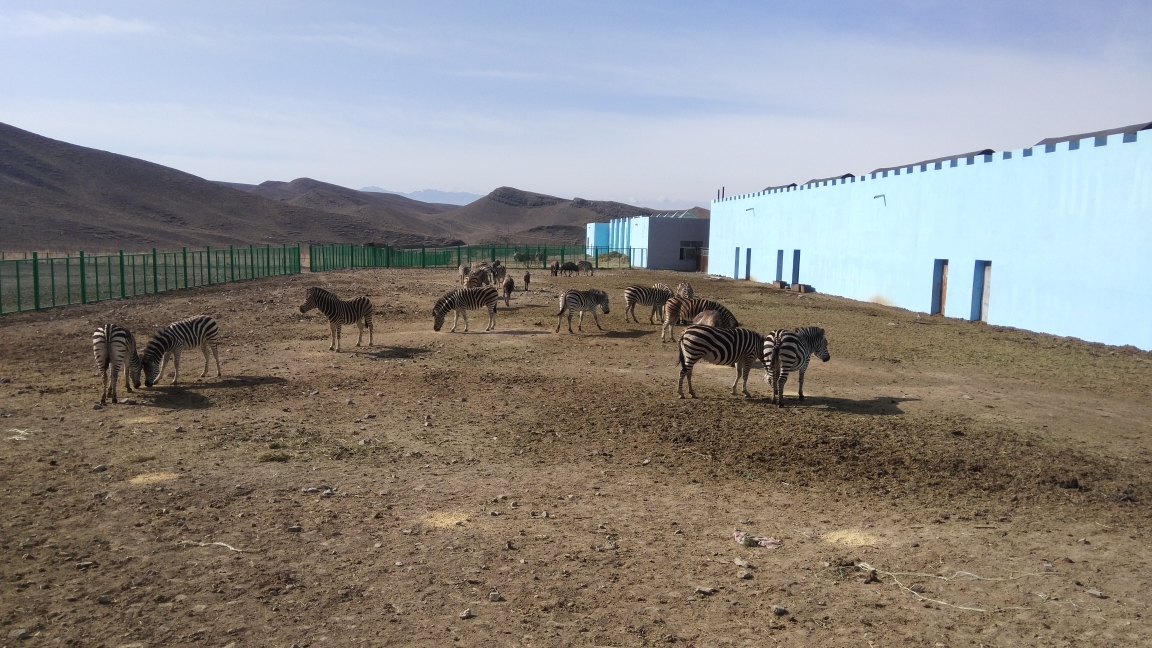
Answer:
top-left (491, 263), bottom-right (508, 286)
top-left (142, 315), bottom-right (221, 387)
top-left (763, 327), bottom-right (831, 407)
top-left (458, 263), bottom-right (470, 283)
top-left (555, 288), bottom-right (610, 333)
top-left (677, 325), bottom-right (765, 399)
top-left (463, 269), bottom-right (491, 288)
top-left (550, 260), bottom-right (560, 277)
top-left (523, 271), bottom-right (531, 291)
top-left (92, 324), bottom-right (142, 405)
top-left (690, 310), bottom-right (728, 327)
top-left (676, 282), bottom-right (694, 298)
top-left (433, 286), bottom-right (499, 332)
top-left (623, 284), bottom-right (672, 324)
top-left (298, 286), bottom-right (374, 351)
top-left (576, 260), bottom-right (594, 276)
top-left (662, 297), bottom-right (739, 342)
top-left (502, 275), bottom-right (515, 306)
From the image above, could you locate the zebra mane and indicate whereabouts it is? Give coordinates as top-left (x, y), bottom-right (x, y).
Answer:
top-left (795, 326), bottom-right (825, 340)
top-left (433, 290), bottom-right (458, 315)
top-left (587, 288), bottom-right (608, 300)
top-left (307, 286), bottom-right (335, 297)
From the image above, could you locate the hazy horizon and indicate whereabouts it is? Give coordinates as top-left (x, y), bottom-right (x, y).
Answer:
top-left (2, 1), bottom-right (1149, 208)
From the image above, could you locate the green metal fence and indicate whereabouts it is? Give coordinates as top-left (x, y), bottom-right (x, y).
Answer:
top-left (308, 244), bottom-right (647, 272)
top-left (0, 244), bottom-right (301, 315)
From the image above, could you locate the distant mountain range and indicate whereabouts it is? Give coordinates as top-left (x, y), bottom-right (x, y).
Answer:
top-left (360, 187), bottom-right (483, 206)
top-left (0, 121), bottom-right (707, 251)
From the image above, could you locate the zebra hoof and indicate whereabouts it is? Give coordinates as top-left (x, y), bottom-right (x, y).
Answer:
top-left (677, 394), bottom-right (684, 399)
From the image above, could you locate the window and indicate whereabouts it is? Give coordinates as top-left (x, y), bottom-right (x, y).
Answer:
top-left (679, 241), bottom-right (703, 260)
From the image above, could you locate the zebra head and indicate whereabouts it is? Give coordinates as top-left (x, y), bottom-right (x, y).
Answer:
top-left (798, 326), bottom-right (831, 361)
top-left (590, 289), bottom-right (610, 314)
top-left (432, 292), bottom-right (454, 331)
top-left (141, 342), bottom-right (165, 388)
top-left (299, 287), bottom-right (326, 313)
top-left (128, 351), bottom-right (143, 389)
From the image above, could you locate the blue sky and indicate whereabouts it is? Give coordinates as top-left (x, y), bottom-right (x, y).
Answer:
top-left (2, 1), bottom-right (1150, 209)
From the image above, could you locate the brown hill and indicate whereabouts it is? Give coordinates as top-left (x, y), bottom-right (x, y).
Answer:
top-left (427, 187), bottom-right (686, 244)
top-left (0, 122), bottom-right (465, 252)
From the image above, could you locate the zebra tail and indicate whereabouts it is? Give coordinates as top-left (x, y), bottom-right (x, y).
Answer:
top-left (676, 343), bottom-right (685, 368)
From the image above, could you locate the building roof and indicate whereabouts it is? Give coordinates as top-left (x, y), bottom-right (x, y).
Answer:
top-left (802, 173), bottom-right (855, 186)
top-left (763, 182), bottom-right (797, 192)
top-left (1035, 121), bottom-right (1152, 146)
top-left (871, 149), bottom-right (994, 175)
top-left (625, 210), bottom-right (698, 219)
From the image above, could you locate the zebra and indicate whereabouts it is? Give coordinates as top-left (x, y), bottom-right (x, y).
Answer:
top-left (555, 288), bottom-right (610, 333)
top-left (677, 325), bottom-right (766, 399)
top-left (491, 263), bottom-right (508, 286)
top-left (523, 271), bottom-right (531, 291)
top-left (576, 260), bottom-right (594, 276)
top-left (92, 324), bottom-right (142, 405)
top-left (458, 263), bottom-right (470, 283)
top-left (502, 275), bottom-right (515, 306)
top-left (623, 285), bottom-right (672, 324)
top-left (550, 260), bottom-right (560, 277)
top-left (676, 282), bottom-right (694, 298)
top-left (142, 315), bottom-right (221, 387)
top-left (298, 286), bottom-right (374, 351)
top-left (560, 261), bottom-right (579, 276)
top-left (463, 269), bottom-right (491, 288)
top-left (763, 327), bottom-right (831, 407)
top-left (662, 297), bottom-right (738, 342)
top-left (690, 310), bottom-right (730, 327)
top-left (433, 286), bottom-right (499, 332)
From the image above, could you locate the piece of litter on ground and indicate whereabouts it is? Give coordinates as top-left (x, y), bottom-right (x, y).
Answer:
top-left (1086, 589), bottom-right (1108, 599)
top-left (733, 530), bottom-right (782, 549)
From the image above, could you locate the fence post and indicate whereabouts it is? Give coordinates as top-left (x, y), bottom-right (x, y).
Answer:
top-left (79, 251), bottom-right (88, 304)
top-left (206, 246), bottom-right (213, 285)
top-left (229, 245), bottom-right (235, 281)
top-left (14, 259), bottom-right (21, 311)
top-left (248, 245), bottom-right (254, 279)
top-left (421, 246), bottom-right (426, 269)
top-left (117, 250), bottom-right (125, 298)
top-left (32, 252), bottom-right (41, 310)
top-left (180, 247), bottom-right (188, 288)
top-left (149, 248), bottom-right (157, 293)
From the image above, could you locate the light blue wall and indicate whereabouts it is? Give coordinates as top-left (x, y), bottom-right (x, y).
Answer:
top-left (586, 222), bottom-right (609, 255)
top-left (709, 131), bottom-right (1152, 349)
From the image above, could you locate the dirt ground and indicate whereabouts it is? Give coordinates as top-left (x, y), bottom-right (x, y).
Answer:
top-left (1, 267), bottom-right (1150, 647)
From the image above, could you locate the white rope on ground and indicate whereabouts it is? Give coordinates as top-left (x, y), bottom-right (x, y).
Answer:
top-left (857, 562), bottom-right (1052, 613)
top-left (179, 540), bottom-right (249, 553)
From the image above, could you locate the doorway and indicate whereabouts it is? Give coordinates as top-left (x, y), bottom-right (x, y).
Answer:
top-left (970, 260), bottom-right (991, 322)
top-left (931, 259), bottom-right (949, 315)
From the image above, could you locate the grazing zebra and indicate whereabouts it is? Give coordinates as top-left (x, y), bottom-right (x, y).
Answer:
top-left (662, 297), bottom-right (739, 342)
top-left (623, 285), bottom-right (672, 324)
top-left (458, 263), bottom-right (470, 282)
top-left (523, 271), bottom-right (531, 291)
top-left (433, 286), bottom-right (499, 332)
top-left (555, 288), bottom-right (610, 333)
top-left (298, 286), bottom-right (374, 351)
top-left (763, 327), bottom-right (831, 407)
top-left (677, 325), bottom-right (766, 399)
top-left (142, 316), bottom-right (221, 387)
top-left (92, 324), bottom-right (142, 405)
top-left (676, 282), bottom-right (694, 298)
top-left (690, 310), bottom-right (730, 327)
top-left (502, 275), bottom-right (515, 306)
top-left (560, 261), bottom-right (579, 276)
top-left (576, 260), bottom-right (594, 276)
top-left (550, 260), bottom-right (560, 277)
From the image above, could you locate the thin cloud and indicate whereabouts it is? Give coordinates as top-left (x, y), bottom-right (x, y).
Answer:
top-left (4, 12), bottom-right (154, 36)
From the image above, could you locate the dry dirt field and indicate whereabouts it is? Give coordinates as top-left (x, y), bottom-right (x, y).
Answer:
top-left (1, 267), bottom-right (1151, 647)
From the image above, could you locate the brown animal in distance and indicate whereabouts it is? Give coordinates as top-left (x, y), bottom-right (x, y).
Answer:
top-left (502, 276), bottom-right (515, 306)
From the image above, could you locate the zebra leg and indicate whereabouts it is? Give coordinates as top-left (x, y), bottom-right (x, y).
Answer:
top-left (797, 369), bottom-right (806, 401)
top-left (171, 349), bottom-right (182, 385)
top-left (158, 353), bottom-right (171, 384)
top-left (591, 310), bottom-right (603, 331)
top-left (355, 320), bottom-right (364, 347)
top-left (366, 315), bottom-right (373, 346)
top-left (124, 361), bottom-right (134, 392)
top-left (684, 361), bottom-right (697, 398)
top-left (776, 370), bottom-right (789, 408)
top-left (487, 306), bottom-right (495, 331)
top-left (461, 308), bottom-right (470, 333)
top-left (741, 363), bottom-right (753, 398)
top-left (574, 311), bottom-right (582, 333)
top-left (108, 363), bottom-right (119, 404)
top-left (99, 365), bottom-right (110, 405)
top-left (328, 321), bottom-right (337, 351)
top-left (211, 341), bottom-right (222, 377)
top-left (200, 341), bottom-right (211, 377)
top-left (555, 306), bottom-right (565, 333)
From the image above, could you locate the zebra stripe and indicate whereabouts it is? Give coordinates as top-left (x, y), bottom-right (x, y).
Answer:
top-left (676, 282), bottom-right (694, 298)
top-left (434, 286), bottom-right (499, 332)
top-left (491, 263), bottom-right (508, 284)
top-left (677, 326), bottom-right (765, 399)
top-left (463, 269), bottom-right (491, 288)
top-left (623, 285), bottom-right (672, 324)
top-left (299, 286), bottom-right (374, 351)
top-left (576, 260), bottom-right (594, 276)
top-left (763, 327), bottom-right (831, 407)
top-left (662, 297), bottom-right (739, 342)
top-left (555, 288), bottom-right (610, 333)
top-left (142, 315), bottom-right (221, 387)
top-left (92, 324), bottom-right (142, 405)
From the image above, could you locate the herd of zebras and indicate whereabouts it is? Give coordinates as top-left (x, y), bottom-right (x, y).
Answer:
top-left (90, 262), bottom-right (830, 408)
